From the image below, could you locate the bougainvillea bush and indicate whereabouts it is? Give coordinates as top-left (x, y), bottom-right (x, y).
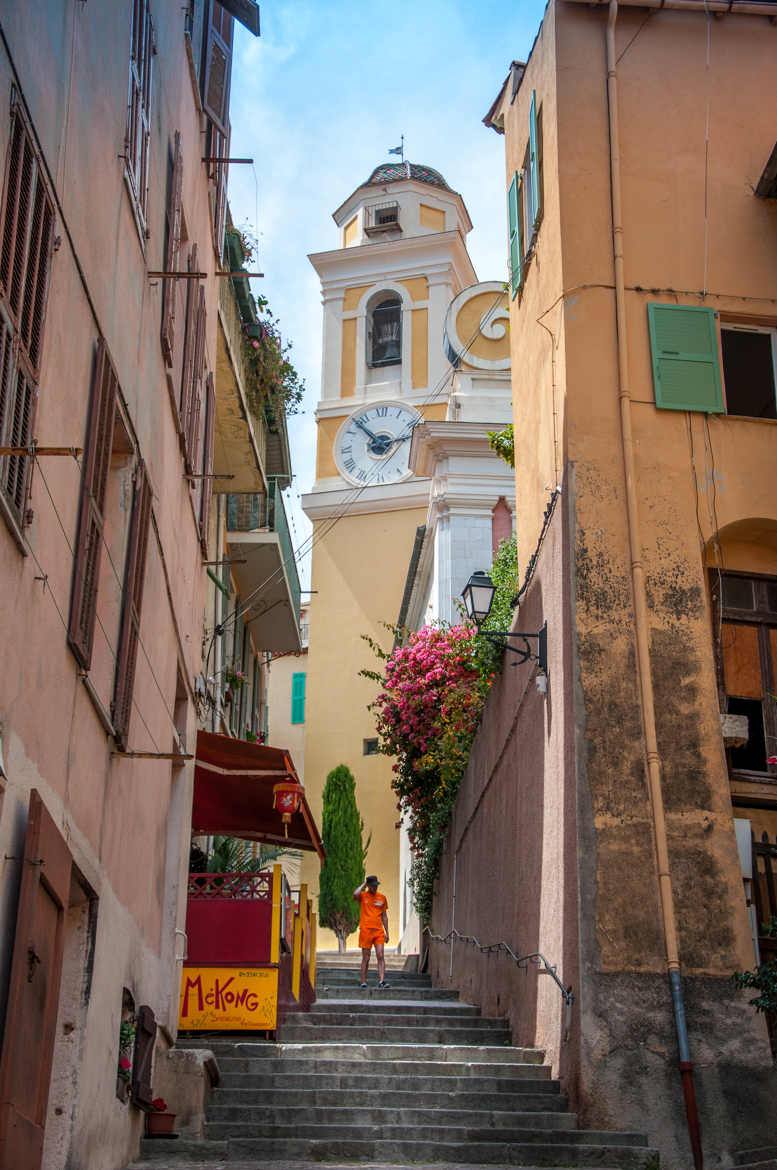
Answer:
top-left (361, 538), bottom-right (518, 921)
top-left (363, 623), bottom-right (493, 920)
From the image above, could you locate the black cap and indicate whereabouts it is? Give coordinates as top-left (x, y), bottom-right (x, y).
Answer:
top-left (366, 875), bottom-right (379, 885)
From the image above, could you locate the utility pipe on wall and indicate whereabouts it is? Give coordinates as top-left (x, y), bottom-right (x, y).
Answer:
top-left (604, 3), bottom-right (703, 1167)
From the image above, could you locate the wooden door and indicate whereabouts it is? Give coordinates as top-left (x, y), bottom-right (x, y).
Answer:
top-left (0, 790), bottom-right (73, 1170)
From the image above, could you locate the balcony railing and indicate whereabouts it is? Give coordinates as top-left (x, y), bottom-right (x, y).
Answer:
top-left (226, 479), bottom-right (301, 623)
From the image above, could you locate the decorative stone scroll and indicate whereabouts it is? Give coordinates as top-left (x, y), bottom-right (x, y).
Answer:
top-left (443, 281), bottom-right (510, 371)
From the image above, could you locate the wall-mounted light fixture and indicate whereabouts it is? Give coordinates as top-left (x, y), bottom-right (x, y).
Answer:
top-left (462, 570), bottom-right (547, 673)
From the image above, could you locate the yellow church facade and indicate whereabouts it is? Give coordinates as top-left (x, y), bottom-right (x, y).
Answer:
top-left (301, 162), bottom-right (481, 949)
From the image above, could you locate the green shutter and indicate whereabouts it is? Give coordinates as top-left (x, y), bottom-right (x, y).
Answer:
top-left (647, 303), bottom-right (723, 413)
top-left (529, 90), bottom-right (541, 230)
top-left (291, 671), bottom-right (306, 724)
top-left (508, 172), bottom-right (522, 298)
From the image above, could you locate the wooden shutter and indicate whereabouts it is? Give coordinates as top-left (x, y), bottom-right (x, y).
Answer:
top-left (179, 245), bottom-right (199, 437)
top-left (201, 2), bottom-right (233, 137)
top-left (291, 672), bottom-right (306, 724)
top-left (185, 287), bottom-right (206, 470)
top-left (647, 303), bottom-right (724, 412)
top-left (126, 0), bottom-right (153, 220)
top-left (508, 172), bottom-right (522, 297)
top-left (528, 90), bottom-right (541, 232)
top-left (130, 1004), bottom-right (156, 1111)
top-left (0, 104), bottom-right (55, 529)
top-left (112, 460), bottom-right (152, 750)
top-left (68, 340), bottom-right (118, 670)
top-left (161, 132), bottom-right (183, 367)
top-left (0, 790), bottom-right (73, 1170)
top-left (211, 124), bottom-right (230, 258)
top-left (199, 371), bottom-right (215, 550)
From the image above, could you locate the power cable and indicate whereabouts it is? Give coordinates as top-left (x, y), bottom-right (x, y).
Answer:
top-left (33, 453), bottom-right (176, 753)
top-left (205, 286), bottom-right (508, 648)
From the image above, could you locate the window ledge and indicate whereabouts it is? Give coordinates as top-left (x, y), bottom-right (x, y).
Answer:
top-left (365, 223), bottom-right (402, 237)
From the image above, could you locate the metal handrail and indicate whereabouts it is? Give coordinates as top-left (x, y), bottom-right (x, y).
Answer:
top-left (423, 926), bottom-right (574, 1007)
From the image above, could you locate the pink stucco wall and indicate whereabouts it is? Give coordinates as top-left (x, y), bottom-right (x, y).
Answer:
top-left (0, 3), bottom-right (224, 1167)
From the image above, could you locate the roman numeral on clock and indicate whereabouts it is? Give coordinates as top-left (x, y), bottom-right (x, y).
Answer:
top-left (344, 457), bottom-right (356, 472)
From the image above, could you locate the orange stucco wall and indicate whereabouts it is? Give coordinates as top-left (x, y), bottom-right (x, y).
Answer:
top-left (433, 4), bottom-right (777, 1163)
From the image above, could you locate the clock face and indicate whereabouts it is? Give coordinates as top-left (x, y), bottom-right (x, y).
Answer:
top-left (334, 401), bottom-right (422, 487)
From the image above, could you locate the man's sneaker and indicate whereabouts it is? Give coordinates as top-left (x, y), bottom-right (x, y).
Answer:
top-left (378, 980), bottom-right (389, 988)
top-left (360, 982), bottom-right (367, 988)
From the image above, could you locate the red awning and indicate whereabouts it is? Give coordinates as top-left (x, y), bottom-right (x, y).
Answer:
top-left (192, 731), bottom-right (324, 861)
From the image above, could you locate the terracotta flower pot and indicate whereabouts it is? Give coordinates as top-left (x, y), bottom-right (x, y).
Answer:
top-left (146, 1111), bottom-right (176, 1136)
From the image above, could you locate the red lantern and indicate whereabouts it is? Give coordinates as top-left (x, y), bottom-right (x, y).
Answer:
top-left (273, 780), bottom-right (304, 836)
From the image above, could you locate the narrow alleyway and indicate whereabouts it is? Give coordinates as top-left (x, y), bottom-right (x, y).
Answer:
top-left (128, 957), bottom-right (659, 1169)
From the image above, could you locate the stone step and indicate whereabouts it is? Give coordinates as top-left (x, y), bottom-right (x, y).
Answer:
top-left (209, 1085), bottom-right (568, 1110)
top-left (316, 985), bottom-right (460, 1001)
top-left (316, 953), bottom-right (417, 970)
top-left (216, 1068), bottom-right (558, 1093)
top-left (214, 1043), bottom-right (546, 1067)
top-left (316, 976), bottom-right (433, 990)
top-left (132, 1155), bottom-right (645, 1170)
top-left (222, 1135), bottom-right (659, 1167)
top-left (207, 1121), bottom-right (647, 1146)
top-left (736, 1153), bottom-right (777, 1167)
top-left (277, 1025), bottom-right (512, 1045)
top-left (206, 1103), bottom-right (578, 1130)
top-left (132, 1138), bottom-right (227, 1163)
top-left (310, 998), bottom-right (476, 1016)
top-left (288, 1011), bottom-right (504, 1028)
top-left (317, 966), bottom-right (429, 979)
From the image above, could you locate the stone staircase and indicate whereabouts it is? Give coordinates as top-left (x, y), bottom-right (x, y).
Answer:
top-left (130, 961), bottom-right (659, 1169)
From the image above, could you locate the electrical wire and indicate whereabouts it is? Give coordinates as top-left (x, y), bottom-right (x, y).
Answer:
top-left (205, 286), bottom-right (509, 649)
top-left (33, 453), bottom-right (175, 754)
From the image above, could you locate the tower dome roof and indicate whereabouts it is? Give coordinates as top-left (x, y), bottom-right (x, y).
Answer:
top-left (365, 161), bottom-right (451, 191)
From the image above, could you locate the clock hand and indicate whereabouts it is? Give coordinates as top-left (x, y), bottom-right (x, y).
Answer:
top-left (353, 417), bottom-right (380, 443)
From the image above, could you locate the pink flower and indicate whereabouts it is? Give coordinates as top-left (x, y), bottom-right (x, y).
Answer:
top-left (119, 1056), bottom-right (131, 1071)
top-left (768, 756), bottom-right (777, 765)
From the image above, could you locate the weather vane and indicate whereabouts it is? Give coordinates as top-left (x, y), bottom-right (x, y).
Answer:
top-left (388, 135), bottom-right (404, 163)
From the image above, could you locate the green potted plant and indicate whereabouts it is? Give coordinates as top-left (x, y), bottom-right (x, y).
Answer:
top-left (145, 1096), bottom-right (177, 1137)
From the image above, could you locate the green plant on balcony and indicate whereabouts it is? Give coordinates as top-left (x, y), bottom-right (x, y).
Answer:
top-left (223, 665), bottom-right (246, 690)
top-left (225, 225), bottom-right (305, 424)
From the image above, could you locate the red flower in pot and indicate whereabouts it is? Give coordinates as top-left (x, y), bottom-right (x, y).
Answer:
top-left (146, 1097), bottom-right (177, 1137)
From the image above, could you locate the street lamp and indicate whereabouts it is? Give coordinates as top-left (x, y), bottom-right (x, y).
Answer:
top-left (462, 570), bottom-right (548, 673)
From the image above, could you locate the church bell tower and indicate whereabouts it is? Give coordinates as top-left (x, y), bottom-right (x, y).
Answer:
top-left (300, 162), bottom-right (477, 950)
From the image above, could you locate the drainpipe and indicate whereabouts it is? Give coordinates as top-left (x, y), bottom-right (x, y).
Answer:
top-left (604, 4), bottom-right (703, 1167)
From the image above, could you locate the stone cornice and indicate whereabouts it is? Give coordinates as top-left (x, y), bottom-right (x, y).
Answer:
top-left (308, 231), bottom-right (477, 291)
top-left (302, 478), bottom-right (432, 521)
top-left (409, 420), bottom-right (499, 477)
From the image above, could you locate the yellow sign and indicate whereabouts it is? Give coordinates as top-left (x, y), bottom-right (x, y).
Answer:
top-left (178, 966), bottom-right (278, 1030)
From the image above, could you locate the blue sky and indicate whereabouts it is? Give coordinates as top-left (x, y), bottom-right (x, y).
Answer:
top-left (226, 0), bottom-right (548, 587)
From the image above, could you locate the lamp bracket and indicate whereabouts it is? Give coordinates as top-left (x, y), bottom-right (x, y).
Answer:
top-left (481, 622), bottom-right (547, 672)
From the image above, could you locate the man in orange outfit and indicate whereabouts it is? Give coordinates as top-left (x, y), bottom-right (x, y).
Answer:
top-left (353, 875), bottom-right (389, 988)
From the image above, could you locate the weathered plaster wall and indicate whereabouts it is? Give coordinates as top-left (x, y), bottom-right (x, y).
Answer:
top-left (430, 495), bottom-right (579, 1090)
top-left (464, 2), bottom-right (777, 1165)
top-left (0, 2), bottom-right (218, 1166)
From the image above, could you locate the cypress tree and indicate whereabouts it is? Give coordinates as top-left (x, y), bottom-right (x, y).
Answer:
top-left (318, 764), bottom-right (368, 952)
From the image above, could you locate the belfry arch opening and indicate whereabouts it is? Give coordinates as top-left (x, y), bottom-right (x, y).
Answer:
top-left (368, 293), bottom-right (402, 368)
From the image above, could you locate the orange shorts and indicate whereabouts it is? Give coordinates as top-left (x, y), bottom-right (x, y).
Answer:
top-left (359, 926), bottom-right (385, 950)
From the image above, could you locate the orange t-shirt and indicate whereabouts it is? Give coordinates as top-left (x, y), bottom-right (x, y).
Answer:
top-left (359, 889), bottom-right (388, 930)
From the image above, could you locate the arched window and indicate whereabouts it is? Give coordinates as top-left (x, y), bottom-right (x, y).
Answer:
top-left (369, 295), bottom-right (402, 367)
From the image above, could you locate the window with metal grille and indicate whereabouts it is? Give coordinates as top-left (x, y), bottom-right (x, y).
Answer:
top-left (0, 99), bottom-right (55, 536)
top-left (125, 0), bottom-right (154, 230)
